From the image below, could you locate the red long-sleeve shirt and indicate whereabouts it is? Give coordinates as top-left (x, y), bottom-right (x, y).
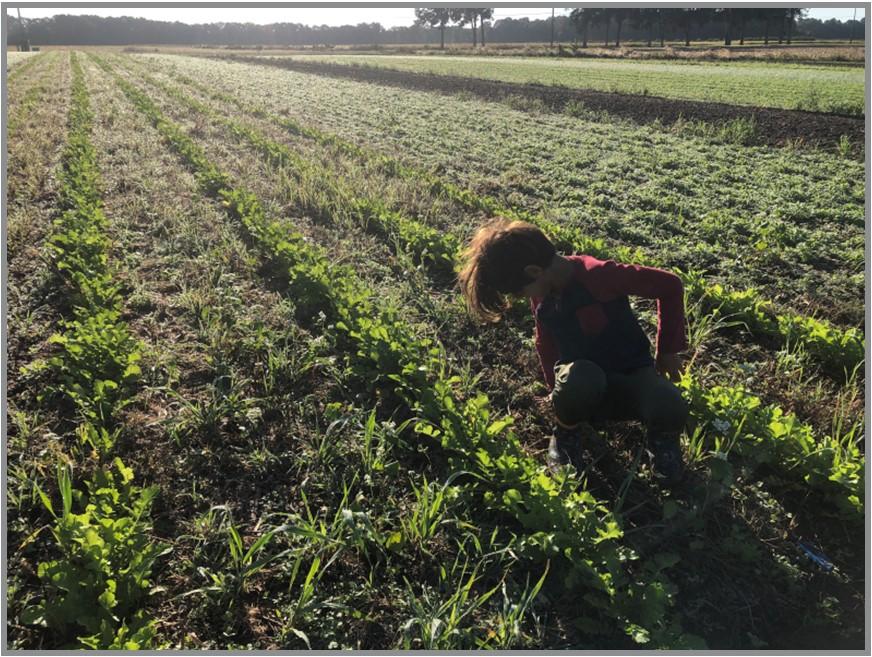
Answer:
top-left (531, 255), bottom-right (687, 389)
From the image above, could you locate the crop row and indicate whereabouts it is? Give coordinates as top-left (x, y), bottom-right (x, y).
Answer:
top-left (114, 54), bottom-right (864, 522)
top-left (19, 53), bottom-right (165, 649)
top-left (76, 62), bottom-right (547, 646)
top-left (109, 57), bottom-right (460, 270)
top-left (127, 55), bottom-right (864, 378)
top-left (7, 51), bottom-right (76, 271)
top-left (7, 58), bottom-right (54, 152)
top-left (96, 52), bottom-right (701, 648)
top-left (681, 378), bottom-right (863, 517)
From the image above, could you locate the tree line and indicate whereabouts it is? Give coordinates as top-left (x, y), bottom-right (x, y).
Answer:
top-left (5, 9), bottom-right (865, 47)
top-left (419, 8), bottom-right (861, 48)
top-left (567, 8), bottom-right (826, 48)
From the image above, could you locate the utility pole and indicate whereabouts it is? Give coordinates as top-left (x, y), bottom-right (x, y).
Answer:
top-left (850, 7), bottom-right (857, 44)
top-left (550, 8), bottom-right (555, 47)
top-left (16, 7), bottom-right (30, 51)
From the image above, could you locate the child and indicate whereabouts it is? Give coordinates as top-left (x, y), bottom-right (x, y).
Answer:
top-left (458, 218), bottom-right (689, 484)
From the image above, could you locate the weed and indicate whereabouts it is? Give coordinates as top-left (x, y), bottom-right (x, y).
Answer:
top-left (395, 474), bottom-right (456, 555)
top-left (504, 93), bottom-right (548, 114)
top-left (278, 548), bottom-right (342, 648)
top-left (479, 565), bottom-right (549, 648)
top-left (170, 374), bottom-right (260, 441)
top-left (716, 116), bottom-right (758, 146)
top-left (683, 274), bottom-right (748, 371)
top-left (837, 134), bottom-right (852, 158)
top-left (563, 99), bottom-right (589, 118)
top-left (796, 85), bottom-right (822, 112)
top-left (400, 554), bottom-right (500, 649)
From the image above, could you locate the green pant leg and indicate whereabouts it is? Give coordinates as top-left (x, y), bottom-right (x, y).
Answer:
top-left (551, 360), bottom-right (608, 427)
top-left (599, 366), bottom-right (688, 432)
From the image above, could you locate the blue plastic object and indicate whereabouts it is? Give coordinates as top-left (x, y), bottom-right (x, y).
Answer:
top-left (796, 540), bottom-right (834, 572)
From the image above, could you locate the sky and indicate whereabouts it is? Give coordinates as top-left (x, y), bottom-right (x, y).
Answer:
top-left (8, 6), bottom-right (865, 27)
top-left (11, 6), bottom-right (563, 26)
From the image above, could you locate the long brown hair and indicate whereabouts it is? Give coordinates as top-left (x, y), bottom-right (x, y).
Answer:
top-left (458, 218), bottom-right (556, 322)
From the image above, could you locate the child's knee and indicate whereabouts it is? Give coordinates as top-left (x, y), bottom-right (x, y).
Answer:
top-left (551, 360), bottom-right (607, 426)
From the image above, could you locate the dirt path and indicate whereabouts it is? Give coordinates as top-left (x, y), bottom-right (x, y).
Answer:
top-left (224, 55), bottom-right (865, 153)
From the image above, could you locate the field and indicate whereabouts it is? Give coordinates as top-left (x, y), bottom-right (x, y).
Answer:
top-left (126, 41), bottom-right (867, 63)
top-left (268, 53), bottom-right (865, 115)
top-left (6, 50), bottom-right (866, 650)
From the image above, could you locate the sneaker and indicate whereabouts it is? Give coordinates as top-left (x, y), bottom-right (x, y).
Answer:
top-left (649, 433), bottom-right (685, 485)
top-left (546, 425), bottom-right (586, 474)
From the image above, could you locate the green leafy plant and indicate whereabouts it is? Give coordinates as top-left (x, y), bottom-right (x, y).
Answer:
top-left (25, 461), bottom-right (168, 648)
top-left (39, 309), bottom-right (142, 423)
top-left (17, 53), bottom-right (161, 650)
top-left (681, 373), bottom-right (863, 519)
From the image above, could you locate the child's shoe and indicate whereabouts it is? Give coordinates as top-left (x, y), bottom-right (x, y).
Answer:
top-left (546, 424), bottom-right (586, 474)
top-left (648, 432), bottom-right (685, 485)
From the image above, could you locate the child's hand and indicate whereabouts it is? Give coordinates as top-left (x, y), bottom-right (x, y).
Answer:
top-left (656, 353), bottom-right (684, 381)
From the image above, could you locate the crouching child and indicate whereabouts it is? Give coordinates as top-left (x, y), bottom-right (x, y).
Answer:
top-left (458, 218), bottom-right (689, 485)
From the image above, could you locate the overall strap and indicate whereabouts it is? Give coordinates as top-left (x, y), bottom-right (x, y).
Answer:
top-left (536, 280), bottom-right (598, 364)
